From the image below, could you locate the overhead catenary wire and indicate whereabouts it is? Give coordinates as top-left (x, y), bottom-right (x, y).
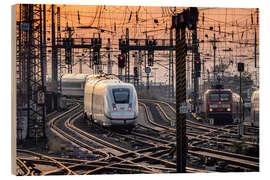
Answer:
top-left (51, 6), bottom-right (258, 79)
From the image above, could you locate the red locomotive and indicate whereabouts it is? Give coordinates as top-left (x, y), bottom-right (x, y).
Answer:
top-left (202, 88), bottom-right (242, 125)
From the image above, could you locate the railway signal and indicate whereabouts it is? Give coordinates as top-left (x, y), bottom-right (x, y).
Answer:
top-left (194, 59), bottom-right (201, 77)
top-left (118, 54), bottom-right (126, 68)
top-left (238, 62), bottom-right (245, 125)
top-left (238, 62), bottom-right (244, 72)
top-left (148, 50), bottom-right (154, 66)
top-left (63, 38), bottom-right (73, 65)
top-left (134, 67), bottom-right (138, 77)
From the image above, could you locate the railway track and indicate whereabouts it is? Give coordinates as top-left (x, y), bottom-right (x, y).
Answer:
top-left (17, 97), bottom-right (258, 174)
top-left (66, 110), bottom-right (175, 173)
top-left (56, 99), bottom-right (211, 173)
top-left (143, 99), bottom-right (258, 145)
top-left (139, 99), bottom-right (259, 172)
top-left (17, 149), bottom-right (77, 175)
top-left (47, 101), bottom-right (169, 174)
top-left (16, 157), bottom-right (31, 176)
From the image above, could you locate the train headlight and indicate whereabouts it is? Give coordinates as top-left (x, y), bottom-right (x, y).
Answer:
top-left (128, 103), bottom-right (132, 111)
top-left (112, 103), bottom-right (117, 111)
top-left (209, 108), bottom-right (213, 112)
top-left (227, 108), bottom-right (231, 112)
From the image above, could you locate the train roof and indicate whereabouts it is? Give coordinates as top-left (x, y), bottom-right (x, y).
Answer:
top-left (62, 73), bottom-right (89, 81)
top-left (204, 88), bottom-right (233, 94)
top-left (46, 74), bottom-right (89, 82)
top-left (85, 74), bottom-right (135, 89)
top-left (86, 73), bottom-right (119, 82)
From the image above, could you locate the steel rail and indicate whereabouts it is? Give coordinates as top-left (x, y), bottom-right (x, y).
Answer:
top-left (17, 149), bottom-right (76, 175)
top-left (16, 158), bottom-right (31, 176)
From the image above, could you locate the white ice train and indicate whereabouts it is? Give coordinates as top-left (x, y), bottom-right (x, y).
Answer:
top-left (83, 74), bottom-right (139, 129)
top-left (61, 74), bottom-right (89, 97)
top-left (46, 73), bottom-right (88, 97)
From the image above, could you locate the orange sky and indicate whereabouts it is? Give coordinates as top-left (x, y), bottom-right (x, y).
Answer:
top-left (16, 5), bottom-right (259, 79)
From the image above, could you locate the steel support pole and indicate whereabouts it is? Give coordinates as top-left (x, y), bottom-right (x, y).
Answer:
top-left (43, 4), bottom-right (47, 86)
top-left (107, 38), bottom-right (112, 74)
top-left (40, 5), bottom-right (46, 137)
top-left (125, 28), bottom-right (130, 83)
top-left (192, 27), bottom-right (199, 113)
top-left (175, 26), bottom-right (187, 173)
top-left (147, 73), bottom-right (150, 90)
top-left (254, 29), bottom-right (257, 68)
top-left (213, 33), bottom-right (216, 82)
top-left (51, 4), bottom-right (58, 93)
top-left (26, 4), bottom-right (32, 138)
top-left (169, 28), bottom-right (174, 98)
top-left (240, 71), bottom-right (242, 123)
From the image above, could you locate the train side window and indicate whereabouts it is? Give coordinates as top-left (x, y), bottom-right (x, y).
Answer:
top-left (62, 82), bottom-right (82, 88)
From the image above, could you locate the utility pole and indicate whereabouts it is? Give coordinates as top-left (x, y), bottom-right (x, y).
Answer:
top-left (57, 7), bottom-right (62, 92)
top-left (40, 5), bottom-right (46, 138)
top-left (192, 25), bottom-right (199, 113)
top-left (133, 52), bottom-right (139, 87)
top-left (238, 62), bottom-right (244, 126)
top-left (254, 28), bottom-right (257, 68)
top-left (51, 4), bottom-right (58, 93)
top-left (65, 26), bottom-right (74, 74)
top-left (79, 58), bottom-right (82, 73)
top-left (42, 5), bottom-right (47, 86)
top-left (169, 28), bottom-right (174, 99)
top-left (176, 24), bottom-right (187, 173)
top-left (138, 50), bottom-right (142, 86)
top-left (107, 38), bottom-right (112, 74)
top-left (213, 33), bottom-right (216, 82)
top-left (145, 67), bottom-right (151, 90)
top-left (172, 7), bottom-right (199, 173)
top-left (125, 28), bottom-right (130, 82)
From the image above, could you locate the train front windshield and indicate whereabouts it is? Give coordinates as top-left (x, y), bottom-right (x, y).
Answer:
top-left (112, 88), bottom-right (130, 104)
top-left (210, 93), bottom-right (230, 102)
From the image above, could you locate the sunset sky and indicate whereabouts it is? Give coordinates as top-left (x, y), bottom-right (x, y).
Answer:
top-left (17, 5), bottom-right (259, 83)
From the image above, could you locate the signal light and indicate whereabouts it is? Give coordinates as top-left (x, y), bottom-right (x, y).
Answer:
top-left (134, 67), bottom-right (138, 77)
top-left (238, 62), bottom-right (244, 72)
top-left (93, 51), bottom-right (100, 65)
top-left (112, 104), bottom-right (117, 111)
top-left (128, 104), bottom-right (132, 111)
top-left (118, 54), bottom-right (126, 68)
top-left (194, 59), bottom-right (201, 77)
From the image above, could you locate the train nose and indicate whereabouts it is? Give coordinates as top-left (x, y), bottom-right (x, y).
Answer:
top-left (112, 104), bottom-right (134, 112)
top-left (110, 104), bottom-right (136, 119)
